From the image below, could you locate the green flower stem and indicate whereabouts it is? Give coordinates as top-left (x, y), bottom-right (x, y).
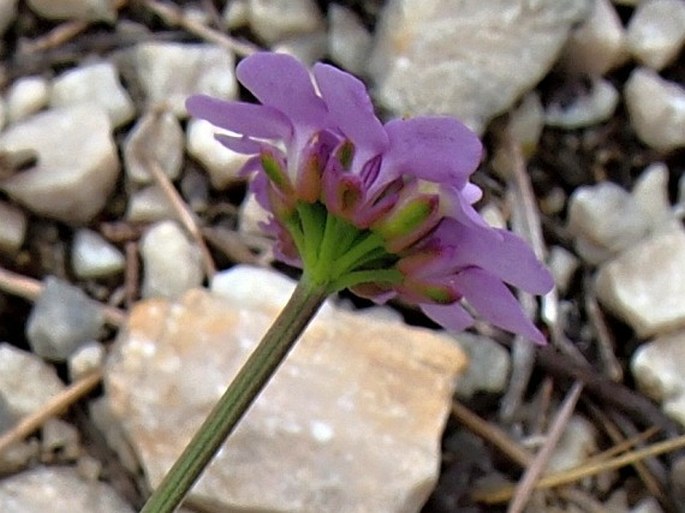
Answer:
top-left (139, 275), bottom-right (329, 513)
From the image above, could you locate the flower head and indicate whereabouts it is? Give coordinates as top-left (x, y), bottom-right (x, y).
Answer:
top-left (187, 52), bottom-right (554, 343)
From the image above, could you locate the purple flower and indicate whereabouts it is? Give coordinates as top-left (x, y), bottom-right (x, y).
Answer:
top-left (187, 52), bottom-right (554, 344)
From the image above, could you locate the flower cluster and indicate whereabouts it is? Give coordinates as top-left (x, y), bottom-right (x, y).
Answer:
top-left (187, 52), bottom-right (553, 343)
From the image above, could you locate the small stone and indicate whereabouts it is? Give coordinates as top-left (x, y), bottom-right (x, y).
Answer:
top-left (248, 0), bottom-right (324, 44)
top-left (186, 118), bottom-right (249, 189)
top-left (0, 466), bottom-right (134, 513)
top-left (508, 92), bottom-right (545, 157)
top-left (72, 229), bottom-right (125, 279)
top-left (546, 415), bottom-right (597, 473)
top-left (26, 0), bottom-right (116, 22)
top-left (0, 441), bottom-right (40, 474)
top-left (624, 67), bottom-right (685, 151)
top-left (50, 62), bottom-right (135, 128)
top-left (0, 0), bottom-right (18, 37)
top-left (140, 221), bottom-right (204, 299)
top-left (223, 0), bottom-right (249, 29)
top-left (568, 181), bottom-right (651, 264)
top-left (0, 105), bottom-right (120, 224)
top-left (0, 393), bottom-right (15, 432)
top-left (545, 78), bottom-right (619, 129)
top-left (0, 200), bottom-right (27, 253)
top-left (26, 276), bottom-right (106, 362)
top-left (596, 228), bottom-right (685, 337)
top-left (632, 330), bottom-right (685, 426)
top-left (548, 245), bottom-right (580, 293)
top-left (560, 0), bottom-right (627, 75)
top-left (68, 341), bottom-right (106, 381)
top-left (89, 398), bottom-right (140, 473)
top-left (239, 192), bottom-right (271, 237)
top-left (41, 418), bottom-right (80, 459)
top-left (0, 343), bottom-right (65, 417)
top-left (124, 110), bottom-right (183, 183)
top-left (0, 97), bottom-right (6, 130)
top-left (369, 0), bottom-right (590, 133)
top-left (272, 31), bottom-right (328, 66)
top-left (454, 333), bottom-right (510, 399)
top-left (132, 42), bottom-right (237, 117)
top-left (106, 265), bottom-right (465, 513)
top-left (5, 76), bottom-right (49, 123)
top-left (328, 5), bottom-right (372, 75)
top-left (125, 185), bottom-right (176, 223)
top-left (627, 0), bottom-right (685, 71)
top-left (630, 497), bottom-right (665, 513)
top-left (632, 162), bottom-right (677, 230)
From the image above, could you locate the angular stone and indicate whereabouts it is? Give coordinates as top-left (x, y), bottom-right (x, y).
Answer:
top-left (632, 330), bottom-right (685, 426)
top-left (627, 0), bottom-right (685, 71)
top-left (369, 0), bottom-right (590, 133)
top-left (0, 200), bottom-right (27, 253)
top-left (248, 0), bottom-right (324, 44)
top-left (131, 42), bottom-right (237, 117)
top-left (545, 78), bottom-right (619, 129)
top-left (125, 185), bottom-right (176, 223)
top-left (105, 265), bottom-right (466, 513)
top-left (71, 229), bottom-right (125, 279)
top-left (0, 466), bottom-right (134, 513)
top-left (596, 228), bottom-right (685, 337)
top-left (632, 162), bottom-right (677, 230)
top-left (6, 76), bottom-right (49, 123)
top-left (26, 276), bottom-right (106, 361)
top-left (124, 110), bottom-right (183, 183)
top-left (0, 105), bottom-right (120, 224)
top-left (453, 333), bottom-right (510, 399)
top-left (50, 62), bottom-right (135, 128)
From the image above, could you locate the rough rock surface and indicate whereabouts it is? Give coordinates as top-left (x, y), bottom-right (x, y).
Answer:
top-left (106, 266), bottom-right (466, 513)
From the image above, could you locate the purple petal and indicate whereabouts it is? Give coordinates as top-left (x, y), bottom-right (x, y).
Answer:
top-left (236, 52), bottom-right (327, 128)
top-left (312, 63), bottom-right (388, 158)
top-left (186, 95), bottom-right (292, 140)
top-left (214, 134), bottom-right (264, 154)
top-left (453, 268), bottom-right (546, 344)
top-left (420, 302), bottom-right (474, 332)
top-left (381, 117), bottom-right (482, 187)
top-left (438, 221), bottom-right (554, 294)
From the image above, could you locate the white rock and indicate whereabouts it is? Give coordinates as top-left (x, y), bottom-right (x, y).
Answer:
top-left (272, 31), bottom-right (328, 66)
top-left (508, 92), bottom-right (545, 157)
top-left (239, 192), bottom-right (271, 236)
top-left (223, 0), bottom-right (249, 29)
top-left (124, 110), bottom-right (183, 184)
top-left (453, 333), bottom-right (510, 398)
top-left (25, 0), bottom-right (116, 22)
top-left (632, 162), bottom-right (677, 230)
top-left (596, 228), bottom-right (685, 337)
top-left (560, 0), bottom-right (627, 75)
top-left (632, 330), bottom-right (685, 426)
top-left (0, 200), bottom-right (27, 253)
top-left (140, 221), bottom-right (204, 299)
top-left (5, 76), bottom-right (49, 123)
top-left (546, 415), bottom-right (597, 473)
top-left (545, 78), bottom-right (619, 128)
top-left (132, 42), bottom-right (237, 117)
top-left (106, 265), bottom-right (466, 513)
top-left (549, 245), bottom-right (580, 293)
top-left (624, 67), bottom-right (685, 151)
top-left (248, 0), bottom-right (324, 44)
top-left (26, 276), bottom-right (106, 361)
top-left (0, 105), bottom-right (120, 224)
top-left (68, 341), bottom-right (106, 381)
top-left (0, 466), bottom-right (134, 513)
top-left (41, 418), bottom-right (80, 459)
top-left (186, 118), bottom-right (249, 189)
top-left (328, 5), bottom-right (373, 75)
top-left (369, 0), bottom-right (590, 134)
top-left (568, 181), bottom-right (651, 264)
top-left (0, 343), bottom-right (65, 417)
top-left (630, 496), bottom-right (665, 513)
top-left (125, 185), bottom-right (176, 223)
top-left (50, 62), bottom-right (135, 128)
top-left (71, 229), bottom-right (125, 279)
top-left (627, 0), bottom-right (685, 70)
top-left (0, 0), bottom-right (18, 37)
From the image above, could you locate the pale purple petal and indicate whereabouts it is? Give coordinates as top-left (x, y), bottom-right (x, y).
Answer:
top-left (186, 95), bottom-right (291, 140)
top-left (214, 133), bottom-right (264, 154)
top-left (420, 302), bottom-right (474, 332)
top-left (312, 63), bottom-right (388, 157)
top-left (236, 52), bottom-right (327, 128)
top-left (453, 268), bottom-right (546, 344)
top-left (381, 117), bottom-right (483, 187)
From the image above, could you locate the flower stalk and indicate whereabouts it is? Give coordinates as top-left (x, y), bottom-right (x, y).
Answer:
top-left (139, 275), bottom-right (329, 513)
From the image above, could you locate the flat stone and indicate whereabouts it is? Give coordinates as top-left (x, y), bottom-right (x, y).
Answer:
top-left (248, 0), bottom-right (324, 44)
top-left (25, 0), bottom-right (116, 21)
top-left (453, 333), bottom-right (509, 399)
top-left (105, 265), bottom-right (466, 513)
top-left (131, 42), bottom-right (237, 117)
top-left (125, 185), bottom-right (176, 223)
top-left (5, 76), bottom-right (49, 123)
top-left (0, 200), bottom-right (26, 253)
top-left (624, 67), bottom-right (685, 151)
top-left (26, 276), bottom-right (106, 361)
top-left (596, 228), bottom-right (685, 337)
top-left (626, 0), bottom-right (685, 70)
top-left (545, 78), bottom-right (619, 129)
top-left (71, 229), bottom-right (125, 279)
top-left (560, 0), bottom-right (626, 75)
top-left (632, 330), bottom-right (685, 426)
top-left (0, 343), bottom-right (65, 417)
top-left (124, 110), bottom-right (183, 184)
top-left (328, 5), bottom-right (372, 75)
top-left (186, 118), bottom-right (249, 189)
top-left (50, 62), bottom-right (135, 128)
top-left (140, 220), bottom-right (204, 299)
top-left (0, 466), bottom-right (134, 513)
top-left (368, 0), bottom-right (590, 133)
top-left (0, 105), bottom-right (120, 224)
